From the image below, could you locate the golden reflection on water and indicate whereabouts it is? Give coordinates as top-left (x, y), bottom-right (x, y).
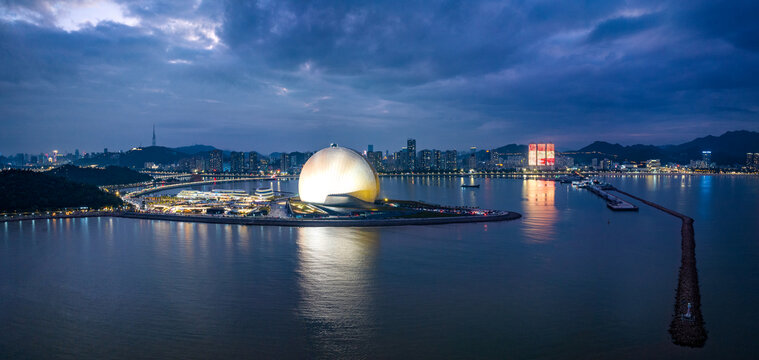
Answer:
top-left (151, 220), bottom-right (247, 263)
top-left (296, 227), bottom-right (379, 353)
top-left (522, 179), bottom-right (558, 243)
top-left (152, 220), bottom-right (173, 257)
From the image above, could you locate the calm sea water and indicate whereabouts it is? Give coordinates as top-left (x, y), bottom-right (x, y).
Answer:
top-left (1, 175), bottom-right (758, 359)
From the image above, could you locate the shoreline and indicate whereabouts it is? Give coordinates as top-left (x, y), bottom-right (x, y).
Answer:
top-left (1, 210), bottom-right (521, 227)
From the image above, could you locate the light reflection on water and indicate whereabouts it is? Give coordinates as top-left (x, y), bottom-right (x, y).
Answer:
top-left (521, 179), bottom-right (557, 243)
top-left (2, 176), bottom-right (758, 358)
top-left (296, 227), bottom-right (379, 355)
top-left (699, 176), bottom-right (713, 219)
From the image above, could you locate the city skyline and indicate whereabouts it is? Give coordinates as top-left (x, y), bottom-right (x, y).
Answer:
top-left (2, 1), bottom-right (759, 154)
top-left (3, 128), bottom-right (755, 160)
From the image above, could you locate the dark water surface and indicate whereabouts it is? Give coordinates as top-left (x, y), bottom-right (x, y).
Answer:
top-left (1, 175), bottom-right (758, 359)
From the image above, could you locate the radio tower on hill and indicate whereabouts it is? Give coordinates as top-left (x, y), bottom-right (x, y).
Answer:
top-left (152, 124), bottom-right (156, 146)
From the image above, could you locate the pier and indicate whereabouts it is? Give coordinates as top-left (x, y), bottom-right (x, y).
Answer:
top-left (586, 185), bottom-right (638, 211)
top-left (613, 189), bottom-right (707, 347)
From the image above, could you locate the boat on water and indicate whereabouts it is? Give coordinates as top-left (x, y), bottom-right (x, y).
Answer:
top-left (461, 184), bottom-right (480, 188)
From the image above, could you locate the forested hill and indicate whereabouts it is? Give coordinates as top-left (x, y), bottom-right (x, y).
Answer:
top-left (0, 170), bottom-right (123, 212)
top-left (48, 165), bottom-right (152, 186)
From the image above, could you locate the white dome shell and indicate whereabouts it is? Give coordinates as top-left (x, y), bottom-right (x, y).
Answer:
top-left (298, 146), bottom-right (380, 204)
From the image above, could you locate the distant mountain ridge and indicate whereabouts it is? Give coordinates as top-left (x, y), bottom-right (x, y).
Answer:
top-left (569, 130), bottom-right (759, 164)
top-left (574, 142), bottom-right (666, 163)
top-left (173, 145), bottom-right (218, 155)
top-left (172, 145), bottom-right (261, 157)
top-left (493, 144), bottom-right (528, 154)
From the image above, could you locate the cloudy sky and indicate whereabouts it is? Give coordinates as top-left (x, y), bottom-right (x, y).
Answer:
top-left (1, 0), bottom-right (758, 154)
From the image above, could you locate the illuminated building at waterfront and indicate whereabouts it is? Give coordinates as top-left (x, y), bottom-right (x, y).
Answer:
top-left (248, 152), bottom-right (259, 172)
top-left (407, 138), bottom-right (416, 170)
top-left (209, 150), bottom-right (223, 172)
top-left (230, 152), bottom-right (245, 173)
top-left (701, 151), bottom-right (712, 168)
top-left (298, 145), bottom-right (380, 205)
top-left (528, 143), bottom-right (555, 169)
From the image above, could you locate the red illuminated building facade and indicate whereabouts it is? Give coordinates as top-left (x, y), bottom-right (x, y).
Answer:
top-left (528, 143), bottom-right (555, 169)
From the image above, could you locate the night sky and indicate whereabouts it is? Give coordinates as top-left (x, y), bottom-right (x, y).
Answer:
top-left (1, 0), bottom-right (758, 154)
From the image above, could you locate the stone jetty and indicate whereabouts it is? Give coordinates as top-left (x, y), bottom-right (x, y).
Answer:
top-left (613, 189), bottom-right (707, 347)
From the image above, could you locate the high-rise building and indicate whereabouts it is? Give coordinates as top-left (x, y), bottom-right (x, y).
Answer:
top-left (555, 155), bottom-right (574, 168)
top-left (747, 153), bottom-right (759, 170)
top-left (601, 158), bottom-right (612, 170)
top-left (467, 152), bottom-right (476, 171)
top-left (389, 151), bottom-right (400, 171)
top-left (368, 144), bottom-right (374, 153)
top-left (419, 149), bottom-right (432, 171)
top-left (288, 152), bottom-right (311, 170)
top-left (209, 150), bottom-right (223, 172)
top-left (366, 151), bottom-right (382, 172)
top-left (398, 148), bottom-right (410, 171)
top-left (195, 156), bottom-right (208, 172)
top-left (407, 138), bottom-right (416, 170)
top-left (487, 150), bottom-right (501, 169)
top-left (248, 152), bottom-right (259, 172)
top-left (528, 143), bottom-right (555, 169)
top-left (537, 144), bottom-right (546, 165)
top-left (433, 150), bottom-right (442, 170)
top-left (546, 144), bottom-right (555, 166)
top-left (702, 151), bottom-right (712, 166)
top-left (528, 144), bottom-right (537, 166)
top-left (230, 152), bottom-right (245, 173)
top-left (280, 153), bottom-right (290, 172)
top-left (444, 150), bottom-right (457, 171)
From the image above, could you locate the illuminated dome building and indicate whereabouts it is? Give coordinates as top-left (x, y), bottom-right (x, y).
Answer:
top-left (298, 145), bottom-right (380, 206)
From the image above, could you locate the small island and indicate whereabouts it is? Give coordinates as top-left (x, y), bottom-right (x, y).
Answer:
top-left (1, 146), bottom-right (521, 226)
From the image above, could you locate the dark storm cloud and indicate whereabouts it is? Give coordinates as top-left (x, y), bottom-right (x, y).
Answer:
top-left (677, 0), bottom-right (759, 52)
top-left (0, 0), bottom-right (758, 154)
